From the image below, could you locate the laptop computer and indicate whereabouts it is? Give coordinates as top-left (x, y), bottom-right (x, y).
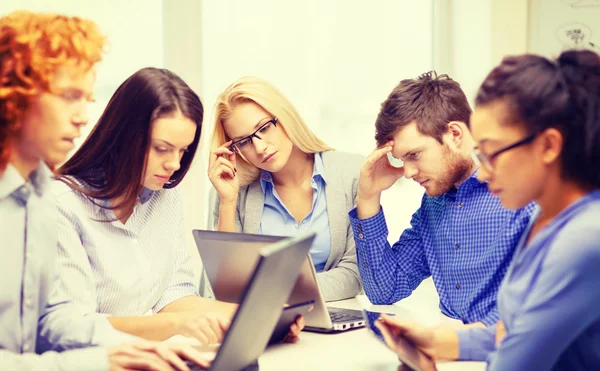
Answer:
top-left (191, 232), bottom-right (316, 371)
top-left (193, 229), bottom-right (365, 333)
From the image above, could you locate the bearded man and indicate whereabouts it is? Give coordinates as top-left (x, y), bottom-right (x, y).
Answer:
top-left (350, 72), bottom-right (535, 328)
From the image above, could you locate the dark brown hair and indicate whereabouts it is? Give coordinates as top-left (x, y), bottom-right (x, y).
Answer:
top-left (476, 49), bottom-right (600, 189)
top-left (56, 67), bottom-right (203, 215)
top-left (375, 71), bottom-right (472, 145)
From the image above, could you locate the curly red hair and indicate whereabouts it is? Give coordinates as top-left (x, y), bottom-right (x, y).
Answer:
top-left (0, 11), bottom-right (106, 171)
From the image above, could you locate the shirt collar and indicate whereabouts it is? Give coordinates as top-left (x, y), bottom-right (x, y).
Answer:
top-left (139, 187), bottom-right (155, 203)
top-left (444, 169), bottom-right (482, 200)
top-left (0, 162), bottom-right (52, 202)
top-left (88, 184), bottom-right (156, 213)
top-left (313, 152), bottom-right (327, 184)
top-left (260, 152), bottom-right (326, 191)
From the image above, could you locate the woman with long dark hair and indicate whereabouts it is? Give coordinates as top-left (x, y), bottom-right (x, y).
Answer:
top-left (54, 67), bottom-right (302, 344)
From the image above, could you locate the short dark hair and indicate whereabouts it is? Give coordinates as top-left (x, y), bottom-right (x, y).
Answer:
top-left (476, 49), bottom-right (600, 189)
top-left (374, 71), bottom-right (472, 145)
top-left (56, 67), bottom-right (203, 215)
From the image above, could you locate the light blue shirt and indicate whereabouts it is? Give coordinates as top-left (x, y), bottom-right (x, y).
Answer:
top-left (259, 152), bottom-right (331, 272)
top-left (52, 179), bottom-right (199, 316)
top-left (458, 190), bottom-right (600, 370)
top-left (0, 163), bottom-right (134, 371)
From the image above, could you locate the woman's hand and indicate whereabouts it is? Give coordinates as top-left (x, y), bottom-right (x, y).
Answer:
top-left (175, 312), bottom-right (231, 345)
top-left (375, 314), bottom-right (459, 362)
top-left (282, 315), bottom-right (305, 343)
top-left (208, 141), bottom-right (239, 205)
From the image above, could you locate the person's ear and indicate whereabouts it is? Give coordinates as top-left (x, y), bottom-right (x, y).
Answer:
top-left (446, 121), bottom-right (467, 146)
top-left (539, 128), bottom-right (563, 166)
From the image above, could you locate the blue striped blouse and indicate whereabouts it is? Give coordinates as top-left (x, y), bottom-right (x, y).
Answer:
top-left (52, 179), bottom-right (199, 316)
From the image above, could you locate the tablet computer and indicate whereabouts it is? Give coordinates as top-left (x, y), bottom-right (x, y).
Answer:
top-left (363, 310), bottom-right (437, 371)
top-left (269, 300), bottom-right (315, 345)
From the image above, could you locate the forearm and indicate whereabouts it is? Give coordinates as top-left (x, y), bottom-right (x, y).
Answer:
top-left (356, 193), bottom-right (381, 220)
top-left (108, 296), bottom-right (238, 341)
top-left (349, 208), bottom-right (422, 304)
top-left (217, 202), bottom-right (237, 232)
top-left (431, 326), bottom-right (461, 361)
top-left (108, 313), bottom-right (182, 341)
top-left (159, 296), bottom-right (238, 317)
top-left (357, 244), bottom-right (414, 304)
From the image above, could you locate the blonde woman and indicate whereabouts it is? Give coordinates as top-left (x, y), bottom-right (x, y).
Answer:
top-left (208, 77), bottom-right (363, 302)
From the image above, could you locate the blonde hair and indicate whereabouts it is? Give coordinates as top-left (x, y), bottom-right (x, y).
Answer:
top-left (210, 76), bottom-right (332, 185)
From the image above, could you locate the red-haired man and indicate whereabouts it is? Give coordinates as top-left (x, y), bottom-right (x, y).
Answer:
top-left (0, 11), bottom-right (208, 370)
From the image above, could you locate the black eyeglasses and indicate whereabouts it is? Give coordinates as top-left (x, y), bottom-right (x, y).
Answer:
top-left (229, 117), bottom-right (278, 154)
top-left (472, 132), bottom-right (538, 171)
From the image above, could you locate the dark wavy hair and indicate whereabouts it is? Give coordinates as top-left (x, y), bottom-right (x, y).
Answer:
top-left (56, 67), bottom-right (203, 215)
top-left (476, 49), bottom-right (600, 189)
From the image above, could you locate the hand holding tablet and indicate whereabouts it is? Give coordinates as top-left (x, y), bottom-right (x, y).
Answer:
top-left (363, 310), bottom-right (437, 371)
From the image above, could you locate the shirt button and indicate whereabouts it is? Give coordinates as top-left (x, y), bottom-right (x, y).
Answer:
top-left (25, 298), bottom-right (33, 307)
top-left (363, 263), bottom-right (369, 268)
top-left (358, 233), bottom-right (364, 239)
top-left (456, 283), bottom-right (461, 290)
top-left (25, 252), bottom-right (32, 259)
top-left (23, 343), bottom-right (30, 351)
top-left (455, 244), bottom-right (460, 250)
top-left (458, 202), bottom-right (464, 208)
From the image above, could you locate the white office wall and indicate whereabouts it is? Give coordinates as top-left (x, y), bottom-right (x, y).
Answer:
top-left (529, 0), bottom-right (600, 57)
top-left (2, 0), bottom-right (164, 151)
top-left (4, 0), bottom-right (539, 254)
top-left (437, 0), bottom-right (529, 107)
top-left (162, 0), bottom-right (205, 269)
top-left (196, 0), bottom-right (434, 241)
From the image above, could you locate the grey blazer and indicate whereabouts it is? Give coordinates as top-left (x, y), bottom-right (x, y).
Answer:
top-left (212, 150), bottom-right (364, 301)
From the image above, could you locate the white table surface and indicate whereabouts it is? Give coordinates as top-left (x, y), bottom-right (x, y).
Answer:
top-left (255, 295), bottom-right (486, 371)
top-left (170, 279), bottom-right (487, 370)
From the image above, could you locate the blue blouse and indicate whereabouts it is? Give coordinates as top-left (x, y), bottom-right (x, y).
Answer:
top-left (259, 152), bottom-right (331, 272)
top-left (458, 190), bottom-right (600, 370)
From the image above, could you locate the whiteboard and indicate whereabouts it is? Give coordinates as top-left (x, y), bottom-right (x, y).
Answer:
top-left (529, 0), bottom-right (600, 57)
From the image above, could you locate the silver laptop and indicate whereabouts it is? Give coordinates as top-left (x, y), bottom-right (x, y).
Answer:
top-left (191, 233), bottom-right (316, 371)
top-left (193, 229), bottom-right (365, 333)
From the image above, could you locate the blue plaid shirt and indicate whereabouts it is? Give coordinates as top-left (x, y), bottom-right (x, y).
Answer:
top-left (349, 173), bottom-right (536, 325)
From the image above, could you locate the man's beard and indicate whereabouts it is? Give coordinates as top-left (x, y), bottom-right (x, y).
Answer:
top-left (425, 145), bottom-right (473, 197)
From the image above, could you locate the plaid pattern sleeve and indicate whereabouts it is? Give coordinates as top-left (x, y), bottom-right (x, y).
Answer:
top-left (349, 176), bottom-right (536, 324)
top-left (349, 206), bottom-right (430, 304)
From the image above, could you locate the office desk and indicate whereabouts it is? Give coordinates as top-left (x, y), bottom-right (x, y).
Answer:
top-left (256, 295), bottom-right (486, 371)
top-left (171, 290), bottom-right (487, 370)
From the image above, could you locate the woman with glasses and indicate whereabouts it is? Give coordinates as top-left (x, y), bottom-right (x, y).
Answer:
top-left (375, 49), bottom-right (600, 370)
top-left (53, 68), bottom-right (303, 345)
top-left (208, 76), bottom-right (363, 301)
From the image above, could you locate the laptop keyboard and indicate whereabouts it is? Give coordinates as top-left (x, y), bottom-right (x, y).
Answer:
top-left (328, 307), bottom-right (364, 323)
